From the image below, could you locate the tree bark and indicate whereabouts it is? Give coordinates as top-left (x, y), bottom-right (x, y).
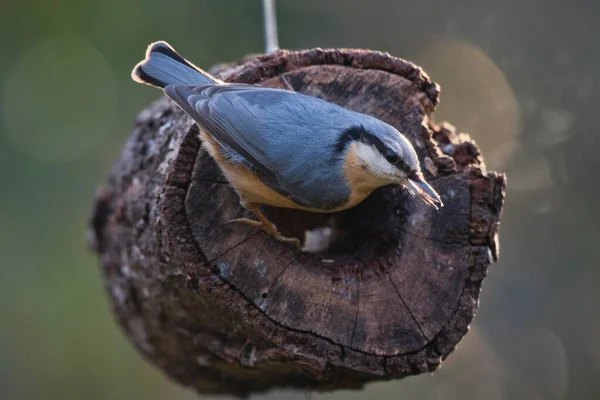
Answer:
top-left (88, 48), bottom-right (506, 397)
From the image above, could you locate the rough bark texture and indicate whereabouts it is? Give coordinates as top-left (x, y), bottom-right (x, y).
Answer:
top-left (88, 48), bottom-right (506, 397)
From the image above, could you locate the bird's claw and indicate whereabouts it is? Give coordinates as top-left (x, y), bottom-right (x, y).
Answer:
top-left (226, 217), bottom-right (301, 249)
top-left (273, 234), bottom-right (301, 250)
top-left (226, 218), bottom-right (264, 228)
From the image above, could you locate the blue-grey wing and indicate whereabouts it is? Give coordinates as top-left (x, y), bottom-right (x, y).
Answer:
top-left (164, 84), bottom-right (278, 184)
top-left (164, 84), bottom-right (354, 209)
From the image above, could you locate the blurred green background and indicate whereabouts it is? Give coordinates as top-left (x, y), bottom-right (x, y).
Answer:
top-left (1, 0), bottom-right (599, 399)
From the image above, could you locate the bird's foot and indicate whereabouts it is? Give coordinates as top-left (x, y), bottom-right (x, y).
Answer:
top-left (227, 217), bottom-right (301, 249)
top-left (270, 233), bottom-right (301, 249)
top-left (226, 218), bottom-right (264, 228)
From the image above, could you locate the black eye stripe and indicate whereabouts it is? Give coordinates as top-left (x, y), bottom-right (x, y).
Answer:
top-left (335, 125), bottom-right (387, 155)
top-left (336, 125), bottom-right (413, 174)
top-left (391, 157), bottom-right (411, 174)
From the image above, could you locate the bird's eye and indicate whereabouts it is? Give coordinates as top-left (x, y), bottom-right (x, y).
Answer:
top-left (384, 149), bottom-right (398, 163)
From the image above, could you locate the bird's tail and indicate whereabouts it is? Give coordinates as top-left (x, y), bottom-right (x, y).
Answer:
top-left (131, 41), bottom-right (219, 88)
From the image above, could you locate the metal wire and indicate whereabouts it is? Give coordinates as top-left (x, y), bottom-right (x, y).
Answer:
top-left (262, 0), bottom-right (279, 53)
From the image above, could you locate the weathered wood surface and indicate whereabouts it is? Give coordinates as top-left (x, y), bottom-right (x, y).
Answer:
top-left (88, 48), bottom-right (506, 397)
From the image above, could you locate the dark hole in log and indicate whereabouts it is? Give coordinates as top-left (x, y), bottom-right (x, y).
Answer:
top-left (265, 185), bottom-right (407, 263)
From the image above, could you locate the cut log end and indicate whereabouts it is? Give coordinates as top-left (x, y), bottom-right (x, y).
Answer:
top-left (89, 48), bottom-right (506, 397)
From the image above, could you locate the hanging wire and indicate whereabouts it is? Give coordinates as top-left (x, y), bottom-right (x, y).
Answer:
top-left (262, 0), bottom-right (279, 53)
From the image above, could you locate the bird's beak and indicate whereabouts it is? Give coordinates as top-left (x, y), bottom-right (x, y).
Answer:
top-left (404, 177), bottom-right (444, 210)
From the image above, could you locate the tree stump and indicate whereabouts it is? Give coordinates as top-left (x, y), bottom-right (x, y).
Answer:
top-left (89, 48), bottom-right (506, 397)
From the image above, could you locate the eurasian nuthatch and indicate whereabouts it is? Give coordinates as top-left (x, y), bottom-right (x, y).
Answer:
top-left (132, 41), bottom-right (443, 249)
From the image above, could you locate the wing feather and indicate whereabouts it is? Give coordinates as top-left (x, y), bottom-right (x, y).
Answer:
top-left (164, 84), bottom-right (286, 186)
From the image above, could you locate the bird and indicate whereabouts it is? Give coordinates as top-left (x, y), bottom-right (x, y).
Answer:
top-left (131, 41), bottom-right (443, 249)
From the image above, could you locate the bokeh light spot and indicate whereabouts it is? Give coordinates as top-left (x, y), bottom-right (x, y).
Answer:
top-left (2, 35), bottom-right (117, 162)
top-left (412, 37), bottom-right (520, 169)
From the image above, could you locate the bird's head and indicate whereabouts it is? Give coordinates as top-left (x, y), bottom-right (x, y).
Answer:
top-left (338, 124), bottom-right (443, 210)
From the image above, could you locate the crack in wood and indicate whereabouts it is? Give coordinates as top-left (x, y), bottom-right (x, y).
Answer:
top-left (431, 248), bottom-right (479, 356)
top-left (387, 275), bottom-right (430, 342)
top-left (259, 258), bottom-right (297, 310)
top-left (205, 231), bottom-right (262, 265)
